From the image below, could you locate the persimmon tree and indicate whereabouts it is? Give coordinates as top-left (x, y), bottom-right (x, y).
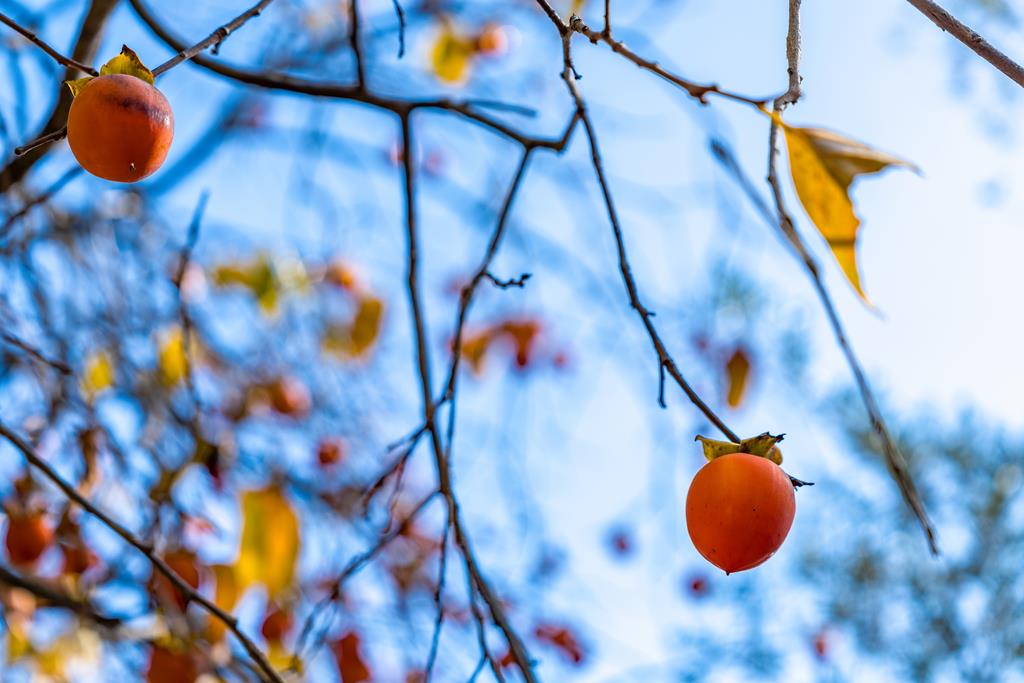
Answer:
top-left (0, 0), bottom-right (1020, 681)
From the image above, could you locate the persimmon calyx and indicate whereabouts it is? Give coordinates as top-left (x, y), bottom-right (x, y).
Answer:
top-left (695, 432), bottom-right (784, 465)
top-left (66, 45), bottom-right (155, 97)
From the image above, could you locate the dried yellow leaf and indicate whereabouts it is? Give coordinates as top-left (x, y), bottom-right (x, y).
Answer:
top-left (776, 115), bottom-right (917, 303)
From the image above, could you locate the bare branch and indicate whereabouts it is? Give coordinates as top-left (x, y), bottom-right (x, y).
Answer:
top-left (0, 11), bottom-right (98, 75)
top-left (1, 166), bottom-right (82, 235)
top-left (567, 15), bottom-right (770, 106)
top-left (348, 0), bottom-right (366, 89)
top-left (0, 331), bottom-right (71, 374)
top-left (391, 0), bottom-right (407, 58)
top-left (151, 0), bottom-right (277, 77)
top-left (0, 564), bottom-right (120, 628)
top-left (400, 112), bottom-right (540, 683)
top-left (905, 0), bottom-right (1024, 89)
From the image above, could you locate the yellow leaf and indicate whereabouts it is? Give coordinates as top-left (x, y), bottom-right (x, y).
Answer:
top-left (34, 627), bottom-right (100, 678)
top-left (725, 347), bottom-right (751, 409)
top-left (235, 487), bottom-right (300, 599)
top-left (207, 564), bottom-right (238, 642)
top-left (158, 327), bottom-right (188, 386)
top-left (212, 255), bottom-right (280, 314)
top-left (268, 640), bottom-right (294, 672)
top-left (431, 24), bottom-right (476, 85)
top-left (323, 294), bottom-right (384, 359)
top-left (65, 77), bottom-right (94, 98)
top-left (777, 117), bottom-right (917, 303)
top-left (570, 0), bottom-right (588, 14)
top-left (6, 617), bottom-right (31, 661)
top-left (81, 351), bottom-right (114, 397)
top-left (99, 45), bottom-right (154, 85)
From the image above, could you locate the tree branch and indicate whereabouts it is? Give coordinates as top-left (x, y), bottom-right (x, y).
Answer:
top-left (905, 0), bottom-right (1024, 89)
top-left (151, 0), bottom-right (277, 77)
top-left (400, 112), bottom-right (540, 683)
top-left (0, 11), bottom-right (98, 75)
top-left (0, 564), bottom-right (120, 628)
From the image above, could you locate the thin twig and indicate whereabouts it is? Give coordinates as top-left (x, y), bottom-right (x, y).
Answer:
top-left (391, 0), bottom-right (406, 58)
top-left (484, 272), bottom-right (531, 289)
top-left (0, 564), bottom-right (120, 627)
top-left (0, 331), bottom-right (71, 374)
top-left (0, 11), bottom-right (98, 75)
top-left (151, 0), bottom-right (276, 77)
top-left (1, 166), bottom-right (82, 234)
top-left (348, 0), bottom-right (366, 89)
top-left (567, 15), bottom-right (770, 107)
top-left (905, 0), bottom-right (1024, 89)
top-left (0, 422), bottom-right (286, 683)
top-left (291, 492), bottom-right (438, 667)
top-left (400, 112), bottom-right (540, 683)
top-left (423, 514), bottom-right (451, 681)
top-left (14, 127), bottom-right (68, 156)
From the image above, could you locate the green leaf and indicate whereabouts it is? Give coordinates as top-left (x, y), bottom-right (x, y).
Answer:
top-left (695, 432), bottom-right (784, 465)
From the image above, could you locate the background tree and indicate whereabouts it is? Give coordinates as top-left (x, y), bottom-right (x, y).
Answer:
top-left (1, 0), bottom-right (1023, 681)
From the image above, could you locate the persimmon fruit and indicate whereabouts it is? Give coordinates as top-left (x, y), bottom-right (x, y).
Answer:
top-left (67, 73), bottom-right (174, 183)
top-left (685, 452), bottom-right (795, 574)
top-left (4, 512), bottom-right (53, 567)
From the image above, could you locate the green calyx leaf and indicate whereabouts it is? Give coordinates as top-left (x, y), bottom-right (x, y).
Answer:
top-left (695, 432), bottom-right (784, 465)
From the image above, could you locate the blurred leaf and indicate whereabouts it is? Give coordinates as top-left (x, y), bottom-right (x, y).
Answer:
top-left (212, 255), bottom-right (280, 314)
top-left (775, 114), bottom-right (917, 303)
top-left (534, 623), bottom-right (585, 664)
top-left (324, 294), bottom-right (384, 359)
top-left (725, 346), bottom-right (751, 409)
top-left (333, 631), bottom-right (372, 683)
top-left (35, 627), bottom-right (101, 679)
top-left (157, 327), bottom-right (187, 386)
top-left (81, 351), bottom-right (114, 397)
top-left (6, 618), bottom-right (31, 661)
top-left (460, 330), bottom-right (494, 375)
top-left (236, 487), bottom-right (300, 599)
top-left (501, 319), bottom-right (541, 370)
top-left (431, 23), bottom-right (476, 84)
top-left (145, 643), bottom-right (197, 683)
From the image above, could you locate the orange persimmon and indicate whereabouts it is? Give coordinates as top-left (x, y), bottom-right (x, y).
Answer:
top-left (4, 511), bottom-right (53, 567)
top-left (685, 452), bottom-right (795, 574)
top-left (67, 73), bottom-right (173, 182)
